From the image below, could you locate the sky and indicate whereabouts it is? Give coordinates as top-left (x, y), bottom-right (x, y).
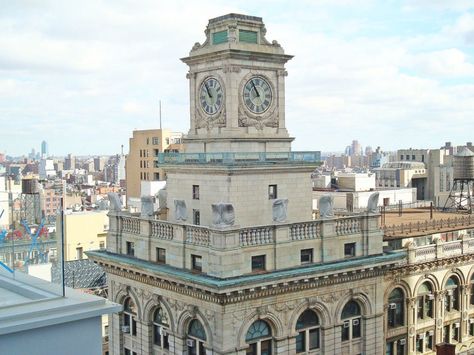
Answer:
top-left (1, 0), bottom-right (474, 156)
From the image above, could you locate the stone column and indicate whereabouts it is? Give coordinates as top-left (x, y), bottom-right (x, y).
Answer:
top-left (274, 336), bottom-right (290, 354)
top-left (461, 284), bottom-right (470, 340)
top-left (435, 290), bottom-right (446, 343)
top-left (407, 297), bottom-right (418, 355)
top-left (139, 320), bottom-right (152, 355)
top-left (321, 326), bottom-right (336, 355)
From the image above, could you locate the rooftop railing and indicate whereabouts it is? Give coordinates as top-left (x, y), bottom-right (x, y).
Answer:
top-left (408, 237), bottom-right (474, 264)
top-left (156, 151), bottom-right (321, 166)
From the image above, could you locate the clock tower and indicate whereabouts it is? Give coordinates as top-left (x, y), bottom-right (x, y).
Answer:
top-left (181, 14), bottom-right (294, 153)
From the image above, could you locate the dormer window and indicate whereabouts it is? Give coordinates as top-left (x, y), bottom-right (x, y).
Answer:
top-left (239, 30), bottom-right (257, 43)
top-left (212, 30), bottom-right (228, 44)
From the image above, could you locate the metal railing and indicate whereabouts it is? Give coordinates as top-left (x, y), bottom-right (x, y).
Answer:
top-left (384, 215), bottom-right (474, 237)
top-left (156, 151), bottom-right (321, 166)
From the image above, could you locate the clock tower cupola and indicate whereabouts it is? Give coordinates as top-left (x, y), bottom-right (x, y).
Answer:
top-left (181, 14), bottom-right (294, 153)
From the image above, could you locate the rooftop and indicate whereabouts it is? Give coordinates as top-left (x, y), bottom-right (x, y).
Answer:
top-left (382, 208), bottom-right (474, 239)
top-left (0, 270), bottom-right (121, 335)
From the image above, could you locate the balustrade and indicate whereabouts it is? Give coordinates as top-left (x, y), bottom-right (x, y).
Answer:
top-left (185, 226), bottom-right (210, 246)
top-left (240, 227), bottom-right (274, 246)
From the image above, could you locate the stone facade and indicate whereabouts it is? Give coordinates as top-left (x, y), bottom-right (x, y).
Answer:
top-left (87, 13), bottom-right (474, 355)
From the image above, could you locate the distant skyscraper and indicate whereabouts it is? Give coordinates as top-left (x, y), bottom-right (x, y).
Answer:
top-left (41, 140), bottom-right (48, 157)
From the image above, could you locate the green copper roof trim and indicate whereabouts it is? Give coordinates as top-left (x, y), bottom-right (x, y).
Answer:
top-left (87, 250), bottom-right (405, 291)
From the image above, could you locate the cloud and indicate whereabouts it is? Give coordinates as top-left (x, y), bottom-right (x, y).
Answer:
top-left (405, 48), bottom-right (474, 77)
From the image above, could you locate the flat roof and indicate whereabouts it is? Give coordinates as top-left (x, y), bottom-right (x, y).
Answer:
top-left (0, 270), bottom-right (121, 336)
top-left (382, 208), bottom-right (474, 238)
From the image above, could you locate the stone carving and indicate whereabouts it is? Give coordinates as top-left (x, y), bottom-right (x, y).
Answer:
top-left (195, 106), bottom-right (226, 130)
top-left (192, 42), bottom-right (201, 51)
top-left (238, 104), bottom-right (278, 129)
top-left (256, 305), bottom-right (269, 317)
top-left (228, 25), bottom-right (237, 42)
top-left (212, 203), bottom-right (235, 227)
top-left (157, 187), bottom-right (167, 209)
top-left (174, 200), bottom-right (187, 221)
top-left (140, 196), bottom-right (154, 218)
top-left (108, 192), bottom-right (122, 212)
top-left (319, 195), bottom-right (334, 218)
top-left (187, 305), bottom-right (198, 317)
top-left (272, 199), bottom-right (288, 222)
top-left (367, 192), bottom-right (379, 213)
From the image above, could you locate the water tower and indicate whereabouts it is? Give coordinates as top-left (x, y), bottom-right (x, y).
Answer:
top-left (443, 147), bottom-right (474, 213)
top-left (21, 177), bottom-right (42, 224)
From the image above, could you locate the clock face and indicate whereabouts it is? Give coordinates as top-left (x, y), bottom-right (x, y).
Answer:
top-left (243, 76), bottom-right (273, 114)
top-left (199, 77), bottom-right (223, 115)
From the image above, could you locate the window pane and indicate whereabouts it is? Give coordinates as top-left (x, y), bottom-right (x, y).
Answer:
top-left (342, 325), bottom-right (349, 341)
top-left (246, 343), bottom-right (257, 355)
top-left (260, 339), bottom-right (272, 355)
top-left (309, 328), bottom-right (320, 349)
top-left (295, 331), bottom-right (305, 353)
top-left (352, 319), bottom-right (361, 338)
top-left (154, 325), bottom-right (161, 346)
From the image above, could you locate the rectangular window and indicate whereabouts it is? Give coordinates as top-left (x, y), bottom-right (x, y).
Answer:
top-left (193, 209), bottom-right (200, 225)
top-left (192, 185), bottom-right (200, 200)
top-left (300, 249), bottom-right (313, 264)
top-left (99, 241), bottom-right (105, 250)
top-left (212, 30), bottom-right (228, 44)
top-left (154, 149), bottom-right (159, 156)
top-left (412, 154), bottom-right (416, 160)
top-left (400, 155), bottom-right (403, 160)
top-left (156, 248), bottom-right (166, 264)
top-left (344, 243), bottom-right (356, 258)
top-left (268, 184), bottom-right (277, 199)
top-left (76, 247), bottom-right (83, 260)
top-left (192, 254), bottom-right (202, 272)
top-left (146, 138), bottom-right (150, 145)
top-left (239, 30), bottom-right (258, 43)
top-left (152, 137), bottom-right (159, 145)
top-left (406, 154), bottom-right (410, 160)
top-left (126, 241), bottom-right (135, 256)
top-left (154, 172), bottom-right (160, 180)
top-left (251, 255), bottom-right (266, 272)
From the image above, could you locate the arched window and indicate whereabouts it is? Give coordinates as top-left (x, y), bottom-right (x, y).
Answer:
top-left (188, 319), bottom-right (206, 355)
top-left (123, 297), bottom-right (137, 336)
top-left (417, 282), bottom-right (434, 319)
top-left (153, 307), bottom-right (169, 349)
top-left (470, 274), bottom-right (474, 305)
top-left (295, 310), bottom-right (320, 353)
top-left (445, 276), bottom-right (460, 312)
top-left (341, 301), bottom-right (361, 341)
top-left (246, 320), bottom-right (272, 355)
top-left (387, 288), bottom-right (405, 328)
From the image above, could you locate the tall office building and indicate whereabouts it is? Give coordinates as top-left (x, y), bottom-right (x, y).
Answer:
top-left (41, 140), bottom-right (48, 158)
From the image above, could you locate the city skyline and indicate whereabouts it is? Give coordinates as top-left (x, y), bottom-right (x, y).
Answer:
top-left (1, 1), bottom-right (474, 155)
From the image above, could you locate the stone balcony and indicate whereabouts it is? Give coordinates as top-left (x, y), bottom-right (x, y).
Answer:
top-left (107, 211), bottom-right (382, 278)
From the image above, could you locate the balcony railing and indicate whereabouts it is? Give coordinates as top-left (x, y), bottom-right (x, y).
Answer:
top-left (408, 237), bottom-right (474, 264)
top-left (156, 151), bottom-right (321, 166)
top-left (384, 215), bottom-right (474, 238)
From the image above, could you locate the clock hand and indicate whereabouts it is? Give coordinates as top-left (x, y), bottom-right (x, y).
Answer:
top-left (204, 82), bottom-right (212, 98)
top-left (251, 80), bottom-right (260, 98)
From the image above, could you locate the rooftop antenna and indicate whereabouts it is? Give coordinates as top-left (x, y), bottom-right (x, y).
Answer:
top-left (159, 100), bottom-right (162, 130)
top-left (121, 144), bottom-right (124, 156)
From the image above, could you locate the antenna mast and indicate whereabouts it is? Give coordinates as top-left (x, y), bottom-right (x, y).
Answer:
top-left (159, 100), bottom-right (162, 130)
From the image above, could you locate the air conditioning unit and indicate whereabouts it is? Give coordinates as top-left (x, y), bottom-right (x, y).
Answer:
top-left (389, 303), bottom-right (397, 310)
top-left (455, 322), bottom-right (460, 328)
top-left (187, 339), bottom-right (195, 347)
top-left (121, 325), bottom-right (130, 333)
top-left (399, 339), bottom-right (406, 345)
top-left (343, 320), bottom-right (351, 328)
top-left (353, 319), bottom-right (360, 326)
top-left (428, 330), bottom-right (434, 336)
top-left (417, 334), bottom-right (425, 339)
top-left (428, 294), bottom-right (435, 300)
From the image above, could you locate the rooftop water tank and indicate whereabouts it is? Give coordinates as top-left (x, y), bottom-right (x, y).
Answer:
top-left (453, 147), bottom-right (474, 181)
